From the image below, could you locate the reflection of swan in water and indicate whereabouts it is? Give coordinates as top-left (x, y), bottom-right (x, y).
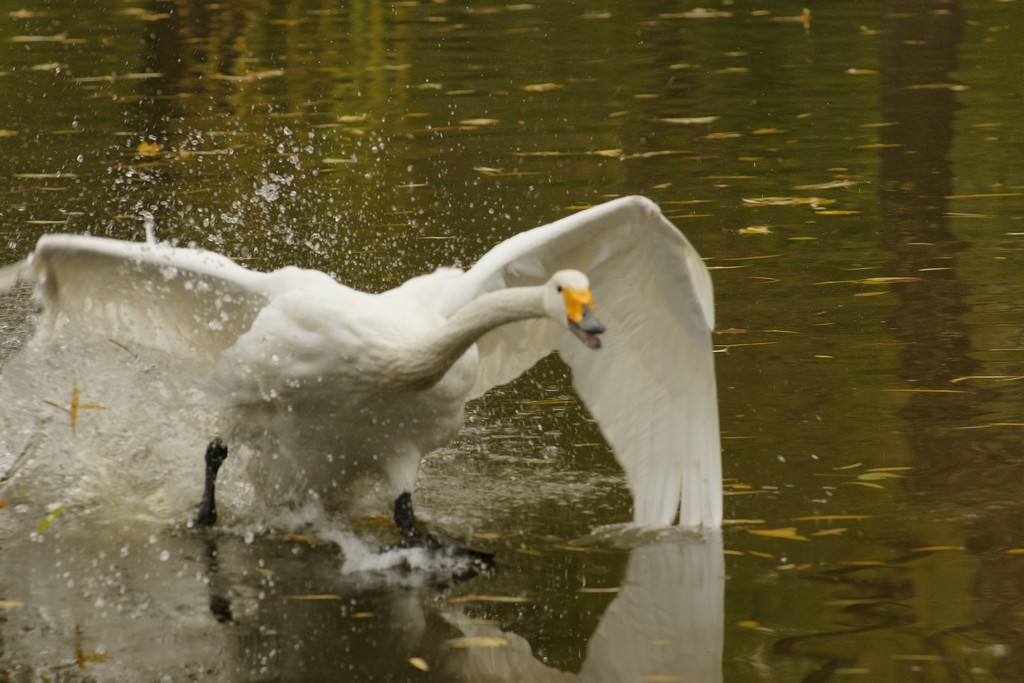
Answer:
top-left (0, 500), bottom-right (722, 680)
top-left (449, 532), bottom-right (724, 682)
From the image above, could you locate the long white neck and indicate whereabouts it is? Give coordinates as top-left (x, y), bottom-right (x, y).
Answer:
top-left (395, 285), bottom-right (547, 389)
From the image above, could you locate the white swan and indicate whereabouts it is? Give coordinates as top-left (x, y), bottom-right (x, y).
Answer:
top-left (0, 195), bottom-right (720, 537)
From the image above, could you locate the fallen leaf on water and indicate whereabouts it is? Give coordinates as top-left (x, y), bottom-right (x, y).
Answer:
top-left (882, 388), bottom-right (965, 394)
top-left (285, 533), bottom-right (324, 545)
top-left (866, 466), bottom-right (912, 472)
top-left (11, 33), bottom-right (85, 44)
top-left (137, 141), bottom-right (161, 158)
top-left (834, 462), bottom-right (863, 470)
top-left (812, 528), bottom-right (847, 537)
top-left (36, 505), bottom-right (64, 534)
top-left (522, 83), bottom-right (563, 93)
top-left (742, 196), bottom-right (835, 207)
top-left (473, 532), bottom-right (502, 540)
top-left (846, 68), bottom-right (878, 75)
top-left (854, 291), bottom-right (888, 297)
top-left (912, 545), bottom-right (960, 552)
top-left (352, 612), bottom-right (373, 618)
top-left (946, 192), bottom-right (1023, 199)
top-left (792, 515), bottom-right (871, 521)
top-left (592, 149), bottom-right (623, 157)
top-left (950, 375), bottom-right (1024, 384)
top-left (15, 172), bottom-right (78, 179)
top-left (748, 550), bottom-right (775, 559)
top-left (1005, 549), bottom-right (1024, 555)
top-left (905, 83), bottom-right (968, 92)
top-left (460, 118), bottom-right (500, 126)
top-left (654, 116), bottom-right (720, 125)
top-left (213, 69), bottom-right (285, 83)
top-left (815, 277), bottom-right (922, 285)
top-left (578, 587), bottom-right (620, 594)
top-left (660, 9), bottom-right (732, 18)
top-left (738, 225), bottom-right (772, 235)
top-left (445, 637), bottom-right (509, 649)
top-left (843, 481), bottom-right (885, 489)
top-left (737, 620), bottom-right (760, 629)
top-left (794, 180), bottom-right (863, 190)
top-left (448, 594), bottom-right (532, 604)
top-left (838, 560), bottom-right (886, 567)
top-left (858, 472), bottom-right (903, 481)
top-left (409, 657), bottom-right (430, 671)
top-left (815, 210), bottom-right (861, 215)
top-left (0, 600), bottom-right (24, 607)
top-left (747, 527), bottom-right (809, 541)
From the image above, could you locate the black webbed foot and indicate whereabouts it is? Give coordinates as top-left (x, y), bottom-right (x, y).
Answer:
top-left (194, 438), bottom-right (228, 528)
top-left (381, 492), bottom-right (496, 577)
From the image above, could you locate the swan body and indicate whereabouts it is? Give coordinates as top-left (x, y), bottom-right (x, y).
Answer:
top-left (0, 195), bottom-right (721, 528)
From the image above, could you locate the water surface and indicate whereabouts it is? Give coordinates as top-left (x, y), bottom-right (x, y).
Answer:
top-left (2, 1), bottom-right (1024, 680)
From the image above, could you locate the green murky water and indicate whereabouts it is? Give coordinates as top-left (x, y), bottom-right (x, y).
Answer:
top-left (2, 1), bottom-right (1024, 680)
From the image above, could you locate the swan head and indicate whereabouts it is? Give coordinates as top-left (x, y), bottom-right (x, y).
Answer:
top-left (545, 270), bottom-right (605, 349)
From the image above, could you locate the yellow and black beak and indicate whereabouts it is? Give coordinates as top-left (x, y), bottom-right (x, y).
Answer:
top-left (563, 287), bottom-right (605, 349)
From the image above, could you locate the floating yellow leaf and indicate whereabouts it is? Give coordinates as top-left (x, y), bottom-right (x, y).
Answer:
top-left (845, 68), bottom-right (879, 75)
top-left (843, 481), bottom-right (885, 489)
top-left (854, 291), bottom-right (888, 297)
top-left (748, 550), bottom-right (775, 559)
top-left (738, 225), bottom-right (772, 235)
top-left (578, 587), bottom-right (620, 594)
top-left (522, 83), bottom-right (564, 93)
top-left (15, 172), bottom-right (78, 179)
top-left (747, 527), bottom-right (809, 541)
top-left (0, 600), bottom-right (24, 608)
top-left (285, 533), bottom-right (324, 545)
top-left (812, 528), bottom-right (847, 537)
top-left (445, 636), bottom-right (509, 649)
top-left (912, 545), bottom-right (960, 552)
top-left (137, 141), bottom-right (162, 158)
top-left (946, 192), bottom-right (1023, 199)
top-left (660, 9), bottom-right (732, 18)
top-left (36, 505), bottom-right (64, 534)
top-left (866, 466), bottom-right (912, 472)
top-left (655, 116), bottom-right (720, 125)
top-left (815, 210), bottom-right (861, 215)
top-left (736, 620), bottom-right (760, 629)
top-left (792, 515), bottom-right (871, 521)
top-left (857, 472), bottom-right (904, 481)
top-left (752, 128), bottom-right (786, 135)
top-left (409, 657), bottom-right (430, 671)
top-left (460, 118), bottom-right (500, 126)
top-left (352, 611), bottom-right (373, 618)
top-left (742, 196), bottom-right (835, 206)
top-left (1005, 549), bottom-right (1024, 555)
top-left (882, 388), bottom-right (965, 394)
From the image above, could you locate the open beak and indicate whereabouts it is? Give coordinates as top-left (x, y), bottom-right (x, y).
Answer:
top-left (564, 288), bottom-right (605, 350)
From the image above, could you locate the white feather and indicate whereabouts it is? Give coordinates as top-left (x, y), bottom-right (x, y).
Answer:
top-left (5, 196), bottom-right (720, 528)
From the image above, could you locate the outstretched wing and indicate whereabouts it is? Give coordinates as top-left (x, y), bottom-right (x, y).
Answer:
top-left (4, 235), bottom-right (271, 362)
top-left (439, 196), bottom-right (721, 528)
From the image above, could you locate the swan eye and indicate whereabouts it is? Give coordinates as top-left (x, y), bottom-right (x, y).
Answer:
top-left (556, 285), bottom-right (563, 292)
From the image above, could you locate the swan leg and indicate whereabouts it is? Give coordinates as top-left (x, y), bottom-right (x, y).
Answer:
top-left (385, 492), bottom-right (496, 571)
top-left (194, 439), bottom-right (228, 528)
top-left (394, 491), bottom-right (423, 539)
